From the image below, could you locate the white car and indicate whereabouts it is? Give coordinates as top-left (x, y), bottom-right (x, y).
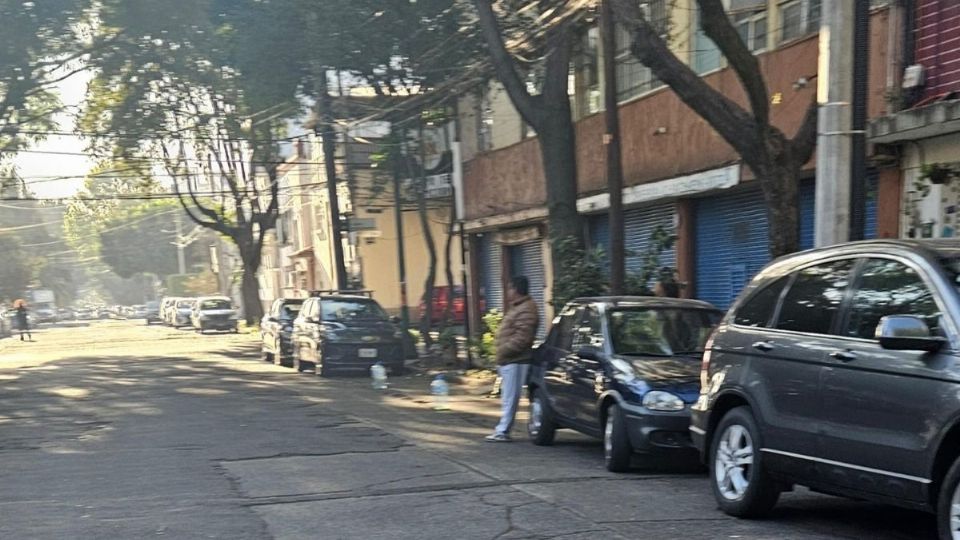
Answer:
top-left (191, 297), bottom-right (238, 334)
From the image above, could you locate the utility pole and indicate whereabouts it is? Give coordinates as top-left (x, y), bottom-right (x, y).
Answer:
top-left (849, 0), bottom-right (870, 241)
top-left (815, 0), bottom-right (855, 247)
top-left (175, 211), bottom-right (186, 275)
top-left (317, 69), bottom-right (348, 290)
top-left (601, 0), bottom-right (625, 293)
top-left (392, 150), bottom-right (410, 333)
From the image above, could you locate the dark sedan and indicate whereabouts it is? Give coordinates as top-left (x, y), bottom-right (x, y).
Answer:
top-left (527, 296), bottom-right (722, 472)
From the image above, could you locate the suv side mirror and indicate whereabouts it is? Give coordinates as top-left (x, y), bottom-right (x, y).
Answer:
top-left (877, 315), bottom-right (946, 352)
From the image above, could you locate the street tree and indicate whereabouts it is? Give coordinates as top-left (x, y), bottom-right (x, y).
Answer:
top-left (472, 0), bottom-right (588, 275)
top-left (612, 0), bottom-right (818, 256)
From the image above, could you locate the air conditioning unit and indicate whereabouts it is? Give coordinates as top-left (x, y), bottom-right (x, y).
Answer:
top-left (903, 64), bottom-right (926, 89)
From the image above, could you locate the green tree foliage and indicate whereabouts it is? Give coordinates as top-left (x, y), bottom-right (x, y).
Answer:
top-left (99, 202), bottom-right (181, 279)
top-left (0, 0), bottom-right (90, 156)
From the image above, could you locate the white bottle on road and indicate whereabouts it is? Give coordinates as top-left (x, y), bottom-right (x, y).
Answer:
top-left (370, 362), bottom-right (388, 390)
top-left (430, 374), bottom-right (450, 410)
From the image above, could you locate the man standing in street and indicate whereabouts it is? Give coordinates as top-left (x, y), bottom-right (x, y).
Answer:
top-left (486, 276), bottom-right (539, 442)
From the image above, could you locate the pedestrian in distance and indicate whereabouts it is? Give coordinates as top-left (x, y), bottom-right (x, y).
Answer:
top-left (13, 299), bottom-right (32, 341)
top-left (486, 276), bottom-right (539, 442)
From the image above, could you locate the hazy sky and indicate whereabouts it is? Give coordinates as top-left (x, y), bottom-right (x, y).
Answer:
top-left (13, 69), bottom-right (94, 199)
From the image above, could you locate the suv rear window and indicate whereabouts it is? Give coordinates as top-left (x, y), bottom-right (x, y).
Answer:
top-left (775, 260), bottom-right (855, 335)
top-left (200, 299), bottom-right (231, 310)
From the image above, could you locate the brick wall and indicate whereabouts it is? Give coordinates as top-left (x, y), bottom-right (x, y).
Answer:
top-left (916, 0), bottom-right (960, 101)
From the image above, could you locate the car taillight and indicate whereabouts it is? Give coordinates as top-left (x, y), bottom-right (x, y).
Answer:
top-left (700, 332), bottom-right (717, 389)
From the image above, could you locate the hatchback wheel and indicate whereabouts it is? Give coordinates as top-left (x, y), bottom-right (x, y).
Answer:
top-left (710, 406), bottom-right (780, 517)
top-left (527, 389), bottom-right (557, 446)
top-left (604, 404), bottom-right (632, 472)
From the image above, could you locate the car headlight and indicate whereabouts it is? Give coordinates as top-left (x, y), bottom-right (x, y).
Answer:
top-left (642, 391), bottom-right (685, 412)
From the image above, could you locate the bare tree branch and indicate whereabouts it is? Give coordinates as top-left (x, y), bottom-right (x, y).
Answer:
top-left (791, 97), bottom-right (819, 165)
top-left (473, 0), bottom-right (543, 126)
top-left (613, 0), bottom-right (761, 158)
top-left (697, 0), bottom-right (770, 127)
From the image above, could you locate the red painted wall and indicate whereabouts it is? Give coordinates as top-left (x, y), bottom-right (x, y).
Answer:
top-left (916, 0), bottom-right (960, 101)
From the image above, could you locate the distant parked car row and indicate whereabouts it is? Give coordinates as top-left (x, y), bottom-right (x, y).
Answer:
top-left (259, 291), bottom-right (405, 377)
top-left (526, 240), bottom-right (960, 538)
top-left (156, 296), bottom-right (238, 333)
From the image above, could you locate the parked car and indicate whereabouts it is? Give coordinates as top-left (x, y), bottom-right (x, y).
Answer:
top-left (527, 297), bottom-right (722, 471)
top-left (417, 286), bottom-right (485, 325)
top-left (191, 296), bottom-right (238, 333)
top-left (291, 292), bottom-right (404, 376)
top-left (33, 305), bottom-right (58, 324)
top-left (690, 239), bottom-right (960, 536)
top-left (144, 301), bottom-right (162, 325)
top-left (170, 298), bottom-right (196, 328)
top-left (260, 298), bottom-right (304, 367)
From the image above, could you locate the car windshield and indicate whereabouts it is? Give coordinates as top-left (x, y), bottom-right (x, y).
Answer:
top-left (280, 303), bottom-right (302, 320)
top-left (321, 299), bottom-right (388, 322)
top-left (608, 308), bottom-right (720, 357)
top-left (200, 299), bottom-right (231, 310)
top-left (146, 302), bottom-right (159, 309)
top-left (177, 301), bottom-right (193, 309)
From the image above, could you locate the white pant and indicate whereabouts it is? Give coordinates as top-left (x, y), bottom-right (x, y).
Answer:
top-left (495, 363), bottom-right (530, 436)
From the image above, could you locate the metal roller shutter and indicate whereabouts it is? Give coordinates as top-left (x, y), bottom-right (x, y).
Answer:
top-left (695, 189), bottom-right (770, 310)
top-left (588, 214), bottom-right (610, 256)
top-left (865, 169), bottom-right (878, 239)
top-left (624, 203), bottom-right (677, 275)
top-left (479, 235), bottom-right (503, 311)
top-left (508, 241), bottom-right (547, 338)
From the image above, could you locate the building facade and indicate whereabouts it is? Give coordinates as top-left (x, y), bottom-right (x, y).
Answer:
top-left (461, 1), bottom-right (901, 331)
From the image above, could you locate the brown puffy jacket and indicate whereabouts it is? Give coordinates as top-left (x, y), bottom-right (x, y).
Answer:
top-left (495, 296), bottom-right (539, 365)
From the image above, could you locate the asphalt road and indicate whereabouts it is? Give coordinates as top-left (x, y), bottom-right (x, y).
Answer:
top-left (0, 320), bottom-right (939, 539)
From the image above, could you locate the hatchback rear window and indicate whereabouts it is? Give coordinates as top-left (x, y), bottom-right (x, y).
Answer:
top-left (200, 299), bottom-right (231, 310)
top-left (321, 299), bottom-right (388, 322)
top-left (608, 308), bottom-right (721, 356)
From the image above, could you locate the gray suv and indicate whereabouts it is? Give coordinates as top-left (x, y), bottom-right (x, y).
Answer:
top-left (691, 240), bottom-right (960, 537)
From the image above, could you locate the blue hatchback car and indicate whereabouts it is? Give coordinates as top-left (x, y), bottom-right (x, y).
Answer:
top-left (527, 297), bottom-right (722, 471)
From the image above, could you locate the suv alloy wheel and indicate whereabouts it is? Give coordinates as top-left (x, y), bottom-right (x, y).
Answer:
top-left (709, 407), bottom-right (780, 517)
top-left (936, 455), bottom-right (960, 539)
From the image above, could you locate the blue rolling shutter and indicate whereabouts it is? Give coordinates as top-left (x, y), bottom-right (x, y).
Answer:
top-left (588, 214), bottom-right (610, 260)
top-left (508, 241), bottom-right (547, 338)
top-left (865, 170), bottom-right (878, 239)
top-left (799, 180), bottom-right (815, 250)
top-left (695, 189), bottom-right (770, 310)
top-left (624, 203), bottom-right (677, 275)
top-left (800, 171), bottom-right (878, 250)
top-left (479, 235), bottom-right (503, 311)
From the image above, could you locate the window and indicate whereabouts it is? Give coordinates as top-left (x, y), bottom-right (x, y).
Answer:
top-left (572, 307), bottom-right (604, 350)
top-left (552, 307), bottom-right (580, 351)
top-left (609, 308), bottom-right (721, 356)
top-left (845, 259), bottom-right (943, 340)
top-left (321, 299), bottom-right (388, 322)
top-left (614, 1), bottom-right (667, 101)
top-left (776, 260), bottom-right (855, 334)
top-left (693, 5), bottom-right (722, 74)
top-left (734, 9), bottom-right (768, 52)
top-left (734, 277), bottom-right (789, 327)
top-left (779, 0), bottom-right (821, 43)
top-left (200, 299), bottom-right (231, 310)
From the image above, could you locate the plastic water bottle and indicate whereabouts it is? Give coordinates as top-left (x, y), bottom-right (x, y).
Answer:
top-left (370, 362), bottom-right (388, 390)
top-left (430, 374), bottom-right (450, 410)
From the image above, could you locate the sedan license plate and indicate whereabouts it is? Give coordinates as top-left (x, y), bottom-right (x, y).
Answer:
top-left (359, 348), bottom-right (378, 359)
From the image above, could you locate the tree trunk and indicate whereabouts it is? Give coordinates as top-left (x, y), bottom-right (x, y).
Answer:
top-left (417, 184), bottom-right (438, 349)
top-left (442, 201), bottom-right (456, 331)
top-left (240, 267), bottom-right (262, 324)
top-left (755, 157), bottom-right (802, 258)
top-left (540, 112), bottom-right (583, 272)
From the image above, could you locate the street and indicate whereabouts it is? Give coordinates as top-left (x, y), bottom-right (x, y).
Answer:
top-left (0, 321), bottom-right (938, 539)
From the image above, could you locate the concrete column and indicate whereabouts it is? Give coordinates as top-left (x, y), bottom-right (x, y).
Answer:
top-left (815, 0), bottom-right (855, 247)
top-left (876, 167), bottom-right (903, 239)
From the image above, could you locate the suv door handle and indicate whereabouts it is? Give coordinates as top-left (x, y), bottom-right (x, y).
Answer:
top-left (752, 341), bottom-right (774, 352)
top-left (830, 350), bottom-right (857, 362)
